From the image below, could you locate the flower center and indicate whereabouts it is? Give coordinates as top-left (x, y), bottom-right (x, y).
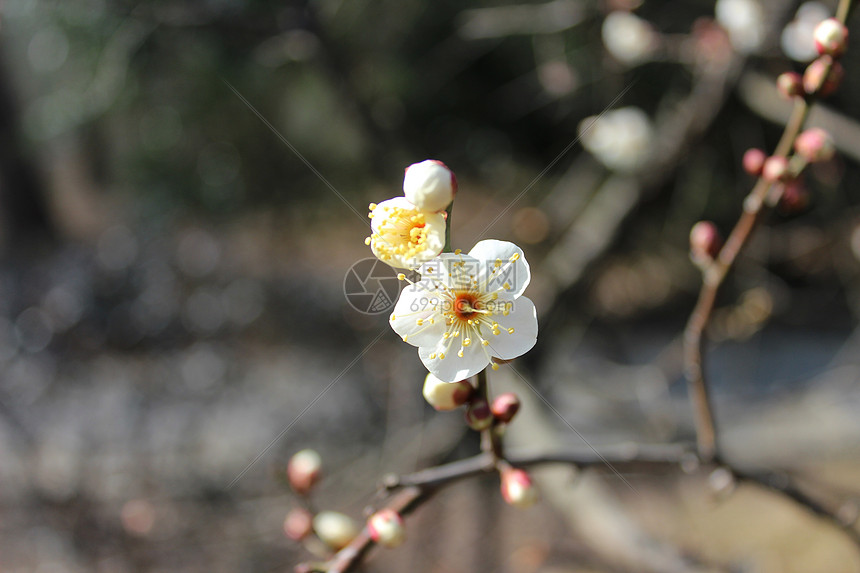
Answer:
top-left (453, 292), bottom-right (480, 321)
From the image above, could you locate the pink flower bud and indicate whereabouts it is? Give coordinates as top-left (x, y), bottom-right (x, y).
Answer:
top-left (778, 180), bottom-right (810, 215)
top-left (284, 507), bottom-right (314, 541)
top-left (689, 221), bottom-right (722, 260)
top-left (742, 148), bottom-right (767, 176)
top-left (776, 72), bottom-right (803, 100)
top-left (490, 392), bottom-right (521, 423)
top-left (803, 56), bottom-right (844, 97)
top-left (500, 467), bottom-right (538, 508)
top-left (287, 449), bottom-right (322, 496)
top-left (794, 128), bottom-right (835, 163)
top-left (813, 18), bottom-right (849, 58)
top-left (313, 511), bottom-right (358, 550)
top-left (761, 156), bottom-right (791, 183)
top-left (422, 373), bottom-right (473, 411)
top-left (403, 160), bottom-right (457, 212)
top-left (465, 399), bottom-right (493, 431)
top-left (367, 509), bottom-right (406, 548)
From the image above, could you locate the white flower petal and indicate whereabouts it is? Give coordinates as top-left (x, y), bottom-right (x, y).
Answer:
top-left (481, 296), bottom-right (538, 360)
top-left (419, 339), bottom-right (488, 383)
top-left (389, 285), bottom-right (447, 347)
top-left (468, 239), bottom-right (531, 298)
top-left (418, 252), bottom-right (482, 290)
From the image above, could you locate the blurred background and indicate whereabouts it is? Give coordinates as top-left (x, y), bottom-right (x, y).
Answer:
top-left (1, 0), bottom-right (860, 571)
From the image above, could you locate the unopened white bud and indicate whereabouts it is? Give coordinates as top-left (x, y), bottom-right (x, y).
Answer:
top-left (422, 373), bottom-right (473, 411)
top-left (403, 160), bottom-right (456, 212)
top-left (313, 511), bottom-right (358, 550)
top-left (367, 508), bottom-right (406, 548)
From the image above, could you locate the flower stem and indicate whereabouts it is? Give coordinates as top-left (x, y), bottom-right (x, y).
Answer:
top-left (476, 369), bottom-right (504, 463)
top-left (443, 201), bottom-right (453, 253)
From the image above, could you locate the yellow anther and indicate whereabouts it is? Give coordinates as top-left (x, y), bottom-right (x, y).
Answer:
top-left (491, 362), bottom-right (500, 371)
top-left (503, 282), bottom-right (511, 290)
top-left (430, 353), bottom-right (437, 359)
top-left (482, 340), bottom-right (489, 346)
top-left (462, 338), bottom-right (472, 347)
top-left (439, 353), bottom-right (446, 360)
top-left (454, 331), bottom-right (460, 337)
top-left (397, 273), bottom-right (406, 280)
top-left (390, 314), bottom-right (396, 321)
top-left (457, 348), bottom-right (464, 358)
top-left (510, 253), bottom-right (520, 261)
top-left (507, 327), bottom-right (515, 334)
top-left (494, 258), bottom-right (502, 267)
top-left (402, 335), bottom-right (408, 342)
top-left (443, 332), bottom-right (450, 339)
top-left (455, 249), bottom-right (462, 255)
top-left (369, 203), bottom-right (377, 210)
top-left (365, 237), bottom-right (371, 245)
top-left (416, 319), bottom-right (424, 326)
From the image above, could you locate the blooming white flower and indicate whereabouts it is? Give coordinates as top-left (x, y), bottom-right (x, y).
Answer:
top-left (579, 107), bottom-right (652, 172)
top-left (390, 240), bottom-right (538, 382)
top-left (403, 160), bottom-right (457, 212)
top-left (602, 11), bottom-right (659, 66)
top-left (366, 197), bottom-right (446, 269)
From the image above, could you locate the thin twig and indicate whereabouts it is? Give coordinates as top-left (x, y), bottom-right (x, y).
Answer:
top-left (682, 0), bottom-right (854, 462)
top-left (296, 443), bottom-right (860, 572)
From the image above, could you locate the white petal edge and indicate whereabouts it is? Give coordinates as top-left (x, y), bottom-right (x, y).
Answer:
top-left (418, 339), bottom-right (489, 383)
top-left (389, 284), bottom-right (447, 347)
top-left (481, 296), bottom-right (538, 360)
top-left (468, 239), bottom-right (531, 298)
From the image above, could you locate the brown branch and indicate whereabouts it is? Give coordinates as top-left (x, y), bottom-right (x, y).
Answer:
top-left (296, 443), bottom-right (860, 572)
top-left (682, 0), bottom-right (855, 463)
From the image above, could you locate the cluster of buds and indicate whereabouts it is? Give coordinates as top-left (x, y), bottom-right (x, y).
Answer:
top-left (283, 450), bottom-right (362, 551)
top-left (422, 374), bottom-right (522, 430)
top-left (777, 17), bottom-right (848, 100)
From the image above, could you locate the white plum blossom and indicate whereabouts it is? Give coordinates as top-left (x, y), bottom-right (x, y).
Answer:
top-left (366, 197), bottom-right (446, 269)
top-left (390, 240), bottom-right (538, 382)
top-left (602, 11), bottom-right (659, 66)
top-left (715, 0), bottom-right (765, 54)
top-left (781, 2), bottom-right (830, 62)
top-left (579, 107), bottom-right (652, 172)
top-left (403, 160), bottom-right (457, 212)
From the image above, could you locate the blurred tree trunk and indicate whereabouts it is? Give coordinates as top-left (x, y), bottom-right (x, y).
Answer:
top-left (0, 43), bottom-right (55, 253)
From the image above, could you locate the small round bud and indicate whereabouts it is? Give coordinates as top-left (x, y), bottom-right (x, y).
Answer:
top-left (689, 221), bottom-right (722, 261)
top-left (403, 160), bottom-right (457, 212)
top-left (422, 373), bottom-right (473, 411)
top-left (761, 155), bottom-right (791, 183)
top-left (803, 56), bottom-right (844, 97)
top-left (742, 148), bottom-right (767, 176)
top-left (813, 18), bottom-right (848, 58)
top-left (367, 509), bottom-right (406, 548)
top-left (465, 399), bottom-right (493, 431)
top-left (284, 507), bottom-right (314, 541)
top-left (778, 180), bottom-right (810, 215)
top-left (500, 467), bottom-right (539, 508)
top-left (490, 392), bottom-right (521, 423)
top-left (313, 511), bottom-right (359, 550)
top-left (288, 449), bottom-right (322, 496)
top-left (794, 128), bottom-right (835, 163)
top-left (776, 72), bottom-right (803, 100)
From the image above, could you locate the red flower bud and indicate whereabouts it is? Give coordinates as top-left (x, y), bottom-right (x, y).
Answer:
top-left (500, 467), bottom-right (538, 508)
top-left (742, 148), bottom-right (767, 176)
top-left (778, 180), bottom-right (810, 215)
top-left (287, 449), bottom-right (322, 496)
top-left (367, 509), bottom-right (406, 548)
top-left (813, 18), bottom-right (849, 58)
top-left (284, 507), bottom-right (314, 541)
top-left (794, 128), bottom-right (835, 163)
top-left (761, 156), bottom-right (791, 183)
top-left (490, 392), bottom-right (521, 423)
top-left (776, 72), bottom-right (803, 100)
top-left (465, 399), bottom-right (493, 431)
top-left (689, 221), bottom-right (722, 261)
top-left (803, 56), bottom-right (844, 97)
